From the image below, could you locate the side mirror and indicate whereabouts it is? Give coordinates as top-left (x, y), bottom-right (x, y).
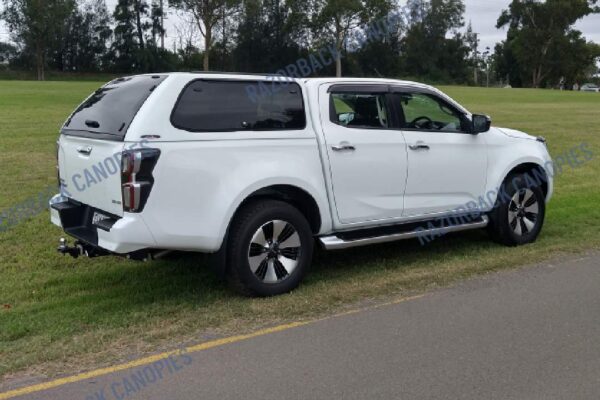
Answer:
top-left (471, 114), bottom-right (491, 134)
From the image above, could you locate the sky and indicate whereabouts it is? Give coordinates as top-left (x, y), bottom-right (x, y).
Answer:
top-left (2, 0), bottom-right (600, 56)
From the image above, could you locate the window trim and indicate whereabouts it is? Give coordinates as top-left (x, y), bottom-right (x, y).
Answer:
top-left (61, 129), bottom-right (125, 142)
top-left (170, 78), bottom-right (307, 133)
top-left (328, 85), bottom-right (394, 130)
top-left (327, 84), bottom-right (390, 94)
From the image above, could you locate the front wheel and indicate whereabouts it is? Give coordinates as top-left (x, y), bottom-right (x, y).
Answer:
top-left (488, 174), bottom-right (546, 246)
top-left (227, 200), bottom-right (314, 297)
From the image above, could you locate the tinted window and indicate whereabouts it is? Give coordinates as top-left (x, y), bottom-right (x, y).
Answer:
top-left (395, 92), bottom-right (466, 133)
top-left (64, 75), bottom-right (166, 140)
top-left (330, 93), bottom-right (389, 129)
top-left (171, 80), bottom-right (306, 132)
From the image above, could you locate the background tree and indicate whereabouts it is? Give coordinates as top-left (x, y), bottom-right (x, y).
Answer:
top-left (1, 0), bottom-right (76, 80)
top-left (312, 0), bottom-right (392, 77)
top-left (150, 0), bottom-right (166, 48)
top-left (496, 0), bottom-right (600, 88)
top-left (172, 8), bottom-right (203, 68)
top-left (112, 0), bottom-right (140, 71)
top-left (56, 0), bottom-right (112, 72)
top-left (1, 0), bottom-right (597, 84)
top-left (133, 0), bottom-right (150, 49)
top-left (546, 30), bottom-right (600, 86)
top-left (233, 0), bottom-right (310, 73)
top-left (111, 0), bottom-right (177, 72)
top-left (0, 41), bottom-right (17, 64)
top-left (170, 0), bottom-right (240, 71)
top-left (350, 4), bottom-right (406, 77)
top-left (464, 21), bottom-right (479, 84)
top-left (400, 0), bottom-right (469, 82)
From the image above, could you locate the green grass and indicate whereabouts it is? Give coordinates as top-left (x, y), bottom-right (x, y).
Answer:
top-left (1, 81), bottom-right (599, 383)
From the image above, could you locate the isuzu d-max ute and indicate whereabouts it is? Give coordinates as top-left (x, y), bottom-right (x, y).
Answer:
top-left (51, 73), bottom-right (553, 296)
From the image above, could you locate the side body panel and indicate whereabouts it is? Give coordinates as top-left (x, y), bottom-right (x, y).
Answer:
top-left (307, 78), bottom-right (553, 232)
top-left (125, 74), bottom-right (333, 252)
top-left (483, 127), bottom-right (554, 206)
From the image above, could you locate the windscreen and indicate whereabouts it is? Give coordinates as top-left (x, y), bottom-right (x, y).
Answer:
top-left (62, 75), bottom-right (167, 140)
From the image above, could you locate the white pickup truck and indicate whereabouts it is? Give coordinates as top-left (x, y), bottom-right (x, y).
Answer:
top-left (51, 73), bottom-right (553, 296)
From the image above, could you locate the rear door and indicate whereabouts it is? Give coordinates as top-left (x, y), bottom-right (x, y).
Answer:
top-left (58, 75), bottom-right (166, 216)
top-left (319, 84), bottom-right (408, 225)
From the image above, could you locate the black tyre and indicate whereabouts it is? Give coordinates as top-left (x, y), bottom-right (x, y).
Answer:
top-left (488, 173), bottom-right (546, 246)
top-left (227, 199), bottom-right (314, 297)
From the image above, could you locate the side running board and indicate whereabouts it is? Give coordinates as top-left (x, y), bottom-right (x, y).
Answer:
top-left (319, 216), bottom-right (489, 250)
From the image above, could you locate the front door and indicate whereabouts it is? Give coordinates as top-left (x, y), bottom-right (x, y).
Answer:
top-left (390, 89), bottom-right (488, 217)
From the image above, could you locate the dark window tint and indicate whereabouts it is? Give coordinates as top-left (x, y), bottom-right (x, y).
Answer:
top-left (330, 93), bottom-right (389, 129)
top-left (171, 80), bottom-right (306, 132)
top-left (63, 75), bottom-right (166, 140)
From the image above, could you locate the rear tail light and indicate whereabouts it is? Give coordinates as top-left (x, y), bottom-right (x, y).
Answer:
top-left (56, 140), bottom-right (61, 190)
top-left (121, 151), bottom-right (143, 179)
top-left (121, 148), bottom-right (160, 212)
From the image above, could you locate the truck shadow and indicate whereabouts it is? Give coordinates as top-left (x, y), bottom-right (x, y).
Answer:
top-left (53, 229), bottom-right (492, 320)
top-left (3, 228), bottom-right (497, 353)
top-left (121, 228), bottom-right (494, 303)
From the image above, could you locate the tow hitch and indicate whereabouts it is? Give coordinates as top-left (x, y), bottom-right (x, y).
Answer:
top-left (57, 238), bottom-right (106, 258)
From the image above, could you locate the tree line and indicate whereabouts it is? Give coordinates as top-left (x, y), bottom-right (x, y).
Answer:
top-left (0, 0), bottom-right (598, 87)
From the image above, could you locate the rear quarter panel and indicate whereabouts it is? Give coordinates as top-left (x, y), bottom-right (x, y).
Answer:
top-left (125, 75), bottom-right (332, 252)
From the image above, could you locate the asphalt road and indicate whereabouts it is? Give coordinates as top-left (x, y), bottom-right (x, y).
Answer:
top-left (9, 252), bottom-right (600, 400)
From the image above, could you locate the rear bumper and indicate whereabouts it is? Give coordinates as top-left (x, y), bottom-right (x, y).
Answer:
top-left (50, 194), bottom-right (157, 254)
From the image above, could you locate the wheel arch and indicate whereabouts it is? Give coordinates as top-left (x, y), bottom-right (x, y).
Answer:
top-left (490, 157), bottom-right (553, 206)
top-left (237, 185), bottom-right (323, 234)
top-left (504, 162), bottom-right (550, 199)
top-left (219, 180), bottom-right (329, 249)
top-left (209, 181), bottom-right (326, 278)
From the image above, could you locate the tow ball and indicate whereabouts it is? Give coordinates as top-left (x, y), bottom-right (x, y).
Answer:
top-left (57, 238), bottom-right (159, 260)
top-left (57, 238), bottom-right (105, 258)
top-left (57, 238), bottom-right (85, 258)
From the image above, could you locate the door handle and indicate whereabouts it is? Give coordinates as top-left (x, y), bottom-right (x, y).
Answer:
top-left (332, 143), bottom-right (356, 152)
top-left (409, 142), bottom-right (430, 151)
top-left (77, 146), bottom-right (93, 156)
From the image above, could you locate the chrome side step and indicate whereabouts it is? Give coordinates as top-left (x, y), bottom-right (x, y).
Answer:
top-left (319, 216), bottom-right (489, 250)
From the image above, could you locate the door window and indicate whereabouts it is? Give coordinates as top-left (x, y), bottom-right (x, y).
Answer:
top-left (395, 92), bottom-right (466, 133)
top-left (330, 93), bottom-right (389, 129)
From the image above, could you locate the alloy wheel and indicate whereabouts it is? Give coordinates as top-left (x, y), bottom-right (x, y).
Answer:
top-left (508, 188), bottom-right (539, 236)
top-left (247, 220), bottom-right (302, 284)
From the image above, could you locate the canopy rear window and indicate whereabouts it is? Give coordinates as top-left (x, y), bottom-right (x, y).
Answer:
top-left (63, 75), bottom-right (166, 140)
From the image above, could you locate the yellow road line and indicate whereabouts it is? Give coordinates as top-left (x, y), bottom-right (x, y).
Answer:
top-left (0, 294), bottom-right (424, 400)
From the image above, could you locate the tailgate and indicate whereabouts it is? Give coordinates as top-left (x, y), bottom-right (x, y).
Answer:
top-left (56, 75), bottom-right (167, 217)
top-left (59, 135), bottom-right (125, 216)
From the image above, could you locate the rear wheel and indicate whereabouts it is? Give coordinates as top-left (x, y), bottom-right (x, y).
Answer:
top-left (227, 200), bottom-right (314, 296)
top-left (488, 174), bottom-right (546, 246)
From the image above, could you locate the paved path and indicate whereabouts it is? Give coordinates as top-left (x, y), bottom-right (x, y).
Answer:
top-left (8, 252), bottom-right (600, 400)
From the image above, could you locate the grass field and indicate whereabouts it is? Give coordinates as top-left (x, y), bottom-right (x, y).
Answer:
top-left (1, 80), bottom-right (599, 383)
